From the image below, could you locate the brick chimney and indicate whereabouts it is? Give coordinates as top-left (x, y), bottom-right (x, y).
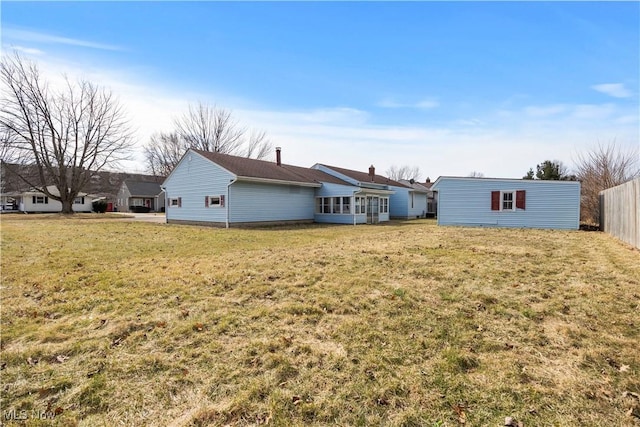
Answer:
top-left (368, 165), bottom-right (375, 181)
top-left (276, 147), bottom-right (282, 166)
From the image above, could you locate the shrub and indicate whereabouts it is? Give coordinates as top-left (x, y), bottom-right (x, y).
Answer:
top-left (130, 206), bottom-right (151, 213)
top-left (92, 200), bottom-right (108, 213)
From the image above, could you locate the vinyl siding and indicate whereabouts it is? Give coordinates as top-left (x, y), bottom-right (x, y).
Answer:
top-left (389, 186), bottom-right (428, 219)
top-left (434, 178), bottom-right (580, 230)
top-left (20, 195), bottom-right (93, 212)
top-left (389, 186), bottom-right (409, 218)
top-left (314, 183), bottom-right (360, 224)
top-left (229, 181), bottom-right (315, 223)
top-left (163, 151), bottom-right (234, 223)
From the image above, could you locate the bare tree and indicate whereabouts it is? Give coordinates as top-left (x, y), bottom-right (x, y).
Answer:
top-left (575, 141), bottom-right (640, 224)
top-left (144, 102), bottom-right (272, 174)
top-left (175, 103), bottom-right (245, 154)
top-left (244, 129), bottom-right (273, 160)
top-left (468, 171), bottom-right (485, 178)
top-left (0, 52), bottom-right (132, 214)
top-left (386, 165), bottom-right (421, 181)
top-left (143, 132), bottom-right (184, 177)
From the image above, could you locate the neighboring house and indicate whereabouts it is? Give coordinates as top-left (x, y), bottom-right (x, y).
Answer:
top-left (116, 180), bottom-right (165, 212)
top-left (423, 179), bottom-right (438, 217)
top-left (17, 186), bottom-right (95, 213)
top-left (163, 148), bottom-right (405, 227)
top-left (388, 179), bottom-right (430, 219)
top-left (431, 177), bottom-right (580, 230)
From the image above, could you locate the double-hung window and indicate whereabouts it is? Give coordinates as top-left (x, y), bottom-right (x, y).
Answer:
top-left (491, 190), bottom-right (526, 211)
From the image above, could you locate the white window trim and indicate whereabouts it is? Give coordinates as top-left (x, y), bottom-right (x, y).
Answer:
top-left (208, 196), bottom-right (222, 207)
top-left (169, 198), bottom-right (180, 207)
top-left (316, 196), bottom-right (354, 214)
top-left (500, 190), bottom-right (516, 212)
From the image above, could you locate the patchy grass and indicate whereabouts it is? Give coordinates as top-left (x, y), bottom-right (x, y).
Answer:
top-left (1, 218), bottom-right (639, 426)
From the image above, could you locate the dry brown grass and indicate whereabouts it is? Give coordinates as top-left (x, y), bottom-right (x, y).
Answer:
top-left (1, 217), bottom-right (639, 426)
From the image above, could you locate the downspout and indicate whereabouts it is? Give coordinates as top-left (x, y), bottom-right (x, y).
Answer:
top-left (226, 178), bottom-right (237, 229)
top-left (160, 186), bottom-right (167, 223)
top-left (353, 190), bottom-right (362, 226)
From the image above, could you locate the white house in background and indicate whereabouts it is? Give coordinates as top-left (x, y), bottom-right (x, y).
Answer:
top-left (18, 186), bottom-right (95, 213)
top-left (431, 177), bottom-right (580, 230)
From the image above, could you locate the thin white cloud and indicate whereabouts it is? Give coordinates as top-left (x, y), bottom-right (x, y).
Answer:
top-left (4, 28), bottom-right (124, 52)
top-left (19, 53), bottom-right (640, 178)
top-left (8, 45), bottom-right (45, 55)
top-left (524, 104), bottom-right (567, 117)
top-left (571, 103), bottom-right (616, 120)
top-left (376, 98), bottom-right (439, 109)
top-left (591, 83), bottom-right (631, 98)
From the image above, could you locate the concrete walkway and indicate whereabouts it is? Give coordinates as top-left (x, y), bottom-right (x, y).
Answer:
top-left (113, 212), bottom-right (166, 223)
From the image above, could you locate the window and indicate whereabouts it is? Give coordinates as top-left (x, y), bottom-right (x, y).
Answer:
top-left (411, 192), bottom-right (414, 209)
top-left (379, 198), bottom-right (388, 213)
top-left (133, 198), bottom-right (143, 206)
top-left (316, 196), bottom-right (352, 214)
top-left (315, 197), bottom-right (331, 214)
top-left (355, 196), bottom-right (366, 214)
top-left (205, 195), bottom-right (225, 207)
top-left (342, 197), bottom-right (351, 214)
top-left (333, 197), bottom-right (341, 213)
top-left (74, 197), bottom-right (85, 204)
top-left (33, 196), bottom-right (48, 204)
top-left (502, 192), bottom-right (514, 210)
top-left (491, 190), bottom-right (526, 211)
top-left (170, 198), bottom-right (181, 207)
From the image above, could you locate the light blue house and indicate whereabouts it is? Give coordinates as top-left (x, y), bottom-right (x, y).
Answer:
top-left (163, 149), bottom-right (406, 227)
top-left (312, 164), bottom-right (402, 224)
top-left (389, 179), bottom-right (431, 219)
top-left (431, 177), bottom-right (580, 230)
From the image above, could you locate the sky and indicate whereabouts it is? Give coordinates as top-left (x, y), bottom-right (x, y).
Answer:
top-left (1, 1), bottom-right (639, 180)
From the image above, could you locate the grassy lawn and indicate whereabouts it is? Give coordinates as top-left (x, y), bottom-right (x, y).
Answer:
top-left (1, 217), bottom-right (639, 426)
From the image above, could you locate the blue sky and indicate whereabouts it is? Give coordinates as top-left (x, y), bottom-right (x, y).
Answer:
top-left (2, 1), bottom-right (638, 179)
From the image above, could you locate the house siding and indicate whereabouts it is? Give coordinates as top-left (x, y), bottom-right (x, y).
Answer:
top-left (434, 178), bottom-right (580, 230)
top-left (389, 186), bottom-right (428, 219)
top-left (164, 151), bottom-right (234, 224)
top-left (314, 183), bottom-right (361, 225)
top-left (20, 195), bottom-right (93, 213)
top-left (229, 181), bottom-right (315, 223)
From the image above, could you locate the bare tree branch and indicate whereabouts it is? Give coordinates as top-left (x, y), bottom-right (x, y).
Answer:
top-left (144, 102), bottom-right (273, 174)
top-left (0, 52), bottom-right (133, 213)
top-left (574, 140), bottom-right (640, 224)
top-left (386, 165), bottom-right (422, 181)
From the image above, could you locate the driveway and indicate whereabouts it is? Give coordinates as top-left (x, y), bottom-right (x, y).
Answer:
top-left (113, 212), bottom-right (166, 223)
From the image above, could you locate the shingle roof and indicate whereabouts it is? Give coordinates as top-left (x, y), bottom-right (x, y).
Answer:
top-left (125, 180), bottom-right (163, 197)
top-left (317, 164), bottom-right (410, 188)
top-left (193, 150), bottom-right (350, 186)
top-left (398, 179), bottom-right (432, 193)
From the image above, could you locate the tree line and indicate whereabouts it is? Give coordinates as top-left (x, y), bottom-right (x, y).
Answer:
top-left (1, 52), bottom-right (638, 221)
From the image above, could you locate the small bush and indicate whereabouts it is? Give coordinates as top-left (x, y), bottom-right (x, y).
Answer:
top-left (92, 200), bottom-right (108, 213)
top-left (130, 206), bottom-right (151, 213)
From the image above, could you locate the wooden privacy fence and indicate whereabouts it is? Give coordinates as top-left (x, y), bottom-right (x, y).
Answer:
top-left (599, 177), bottom-right (640, 249)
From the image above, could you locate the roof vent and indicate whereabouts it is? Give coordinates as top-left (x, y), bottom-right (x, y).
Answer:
top-left (276, 147), bottom-right (282, 166)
